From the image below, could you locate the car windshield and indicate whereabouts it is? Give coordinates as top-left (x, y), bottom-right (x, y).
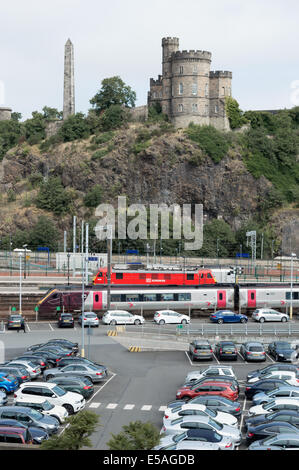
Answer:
top-left (249, 346), bottom-right (264, 352)
top-left (86, 364), bottom-right (100, 371)
top-left (173, 432), bottom-right (187, 443)
top-left (208, 419), bottom-right (222, 430)
top-left (277, 343), bottom-right (292, 349)
top-left (204, 408), bottom-right (216, 418)
top-left (41, 400), bottom-right (54, 411)
top-left (172, 406), bottom-right (182, 414)
top-left (85, 314), bottom-right (96, 318)
top-left (266, 388), bottom-right (279, 396)
top-left (27, 409), bottom-right (44, 420)
top-left (264, 400), bottom-right (276, 410)
top-left (52, 385), bottom-right (66, 396)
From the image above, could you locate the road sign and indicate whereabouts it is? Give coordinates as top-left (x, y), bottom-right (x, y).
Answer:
top-left (88, 257), bottom-right (98, 262)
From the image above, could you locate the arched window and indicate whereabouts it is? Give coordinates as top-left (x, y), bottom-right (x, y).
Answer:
top-left (192, 83), bottom-right (197, 95)
top-left (178, 104), bottom-right (183, 113)
top-left (205, 83), bottom-right (209, 97)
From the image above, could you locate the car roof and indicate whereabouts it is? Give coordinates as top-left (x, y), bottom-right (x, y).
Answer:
top-left (0, 425), bottom-right (27, 433)
top-left (0, 406), bottom-right (36, 413)
top-left (20, 381), bottom-right (55, 388)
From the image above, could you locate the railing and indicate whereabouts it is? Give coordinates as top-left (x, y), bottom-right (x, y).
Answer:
top-left (176, 323), bottom-right (299, 337)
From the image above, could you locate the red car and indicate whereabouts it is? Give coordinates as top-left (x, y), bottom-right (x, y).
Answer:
top-left (176, 380), bottom-right (239, 401)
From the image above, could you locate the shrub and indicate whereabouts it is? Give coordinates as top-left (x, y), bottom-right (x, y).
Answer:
top-left (99, 105), bottom-right (130, 131)
top-left (83, 185), bottom-right (102, 208)
top-left (58, 113), bottom-right (90, 142)
top-left (186, 124), bottom-right (230, 163)
top-left (36, 177), bottom-right (73, 214)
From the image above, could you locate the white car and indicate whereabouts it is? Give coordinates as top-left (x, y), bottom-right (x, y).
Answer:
top-left (185, 366), bottom-right (236, 384)
top-left (252, 309), bottom-right (289, 323)
top-left (161, 416), bottom-right (241, 445)
top-left (102, 310), bottom-right (145, 325)
top-left (248, 397), bottom-right (299, 416)
top-left (163, 403), bottom-right (238, 427)
top-left (154, 310), bottom-right (190, 325)
top-left (155, 429), bottom-right (235, 450)
top-left (247, 370), bottom-right (299, 387)
top-left (157, 441), bottom-right (223, 451)
top-left (7, 360), bottom-right (41, 379)
top-left (15, 382), bottom-right (86, 415)
top-left (14, 396), bottom-right (68, 423)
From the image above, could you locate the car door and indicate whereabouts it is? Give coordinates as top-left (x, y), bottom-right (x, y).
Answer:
top-left (61, 365), bottom-right (77, 377)
top-left (125, 313), bottom-right (134, 324)
top-left (269, 310), bottom-right (279, 321)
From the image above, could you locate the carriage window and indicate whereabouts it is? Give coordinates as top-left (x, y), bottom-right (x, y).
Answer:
top-left (111, 294), bottom-right (122, 302)
top-left (187, 274), bottom-right (194, 280)
top-left (125, 294), bottom-right (140, 302)
top-left (178, 293), bottom-right (191, 301)
top-left (207, 273), bottom-right (213, 279)
top-left (139, 274), bottom-right (146, 279)
top-left (219, 293), bottom-right (223, 300)
top-left (97, 272), bottom-right (103, 278)
top-left (95, 294), bottom-right (99, 302)
top-left (164, 274), bottom-right (171, 280)
top-left (143, 294), bottom-right (157, 302)
top-left (116, 273), bottom-right (123, 279)
top-left (152, 274), bottom-right (159, 279)
top-left (251, 292), bottom-right (255, 300)
top-left (160, 293), bottom-right (174, 301)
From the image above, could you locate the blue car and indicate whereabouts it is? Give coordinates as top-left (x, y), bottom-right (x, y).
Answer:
top-left (210, 310), bottom-right (248, 324)
top-left (0, 373), bottom-right (19, 394)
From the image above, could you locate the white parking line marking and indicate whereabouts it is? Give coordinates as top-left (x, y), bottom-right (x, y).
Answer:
top-left (89, 402), bottom-right (101, 408)
top-left (185, 351), bottom-right (193, 366)
top-left (86, 372), bottom-right (116, 404)
top-left (159, 406), bottom-right (167, 412)
top-left (123, 404), bottom-right (135, 410)
top-left (141, 405), bottom-right (152, 411)
top-left (48, 323), bottom-right (54, 331)
top-left (266, 353), bottom-right (275, 363)
top-left (106, 403), bottom-right (118, 409)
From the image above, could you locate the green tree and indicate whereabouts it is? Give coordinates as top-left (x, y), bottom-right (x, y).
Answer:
top-left (186, 124), bottom-right (230, 163)
top-left (0, 119), bottom-right (23, 159)
top-left (36, 177), bottom-right (73, 214)
top-left (107, 421), bottom-right (160, 450)
top-left (40, 410), bottom-right (99, 450)
top-left (83, 184), bottom-right (103, 208)
top-left (58, 113), bottom-right (90, 142)
top-left (28, 216), bottom-right (59, 251)
top-left (99, 104), bottom-right (130, 131)
top-left (90, 76), bottom-right (136, 114)
top-left (23, 111), bottom-right (46, 144)
top-left (198, 219), bottom-right (237, 258)
top-left (225, 97), bottom-right (248, 129)
top-left (42, 106), bottom-right (63, 121)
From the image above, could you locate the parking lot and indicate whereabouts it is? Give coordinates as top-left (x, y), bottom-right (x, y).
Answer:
top-left (1, 322), bottom-right (298, 450)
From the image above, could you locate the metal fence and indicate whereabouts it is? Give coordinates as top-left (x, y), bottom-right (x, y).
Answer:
top-left (177, 323), bottom-right (299, 337)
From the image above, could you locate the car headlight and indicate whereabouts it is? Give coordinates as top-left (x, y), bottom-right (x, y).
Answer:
top-left (278, 353), bottom-right (284, 357)
top-left (177, 392), bottom-right (181, 396)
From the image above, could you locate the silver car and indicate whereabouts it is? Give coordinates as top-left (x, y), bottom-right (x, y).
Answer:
top-left (43, 363), bottom-right (107, 383)
top-left (78, 312), bottom-right (99, 327)
top-left (253, 386), bottom-right (299, 406)
top-left (7, 360), bottom-right (41, 379)
top-left (185, 366), bottom-right (236, 384)
top-left (252, 309), bottom-right (289, 323)
top-left (161, 415), bottom-right (241, 445)
top-left (249, 433), bottom-right (299, 450)
top-left (240, 342), bottom-right (266, 362)
top-left (155, 428), bottom-right (235, 450)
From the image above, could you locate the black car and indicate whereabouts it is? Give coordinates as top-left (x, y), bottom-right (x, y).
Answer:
top-left (22, 351), bottom-right (57, 368)
top-left (245, 410), bottom-right (299, 429)
top-left (47, 376), bottom-right (94, 399)
top-left (35, 346), bottom-right (72, 359)
top-left (247, 364), bottom-right (299, 381)
top-left (246, 421), bottom-right (299, 444)
top-left (6, 314), bottom-right (25, 330)
top-left (167, 396), bottom-right (242, 417)
top-left (0, 418), bottom-right (48, 444)
top-left (57, 314), bottom-right (74, 328)
top-left (245, 378), bottom-right (290, 400)
top-left (214, 341), bottom-right (238, 361)
top-left (268, 341), bottom-right (295, 362)
top-left (44, 339), bottom-right (78, 354)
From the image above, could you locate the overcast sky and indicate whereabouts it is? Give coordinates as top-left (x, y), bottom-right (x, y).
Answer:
top-left (1, 0), bottom-right (299, 119)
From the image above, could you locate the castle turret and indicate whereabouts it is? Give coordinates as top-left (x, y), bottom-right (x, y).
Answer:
top-left (209, 71), bottom-right (232, 131)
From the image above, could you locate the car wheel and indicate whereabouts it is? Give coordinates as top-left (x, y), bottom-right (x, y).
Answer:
top-left (134, 319), bottom-right (141, 325)
top-left (240, 318), bottom-right (246, 324)
top-left (259, 317), bottom-right (265, 323)
top-left (0, 387), bottom-right (6, 394)
top-left (190, 353), bottom-right (194, 361)
top-left (275, 354), bottom-right (279, 361)
top-left (281, 317), bottom-right (287, 322)
top-left (63, 404), bottom-right (74, 415)
top-left (159, 320), bottom-right (165, 325)
top-left (181, 319), bottom-right (187, 325)
top-left (110, 320), bottom-right (117, 326)
top-left (46, 374), bottom-right (55, 381)
top-left (217, 319), bottom-right (224, 324)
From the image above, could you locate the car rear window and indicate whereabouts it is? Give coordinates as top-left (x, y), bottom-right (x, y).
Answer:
top-left (249, 346), bottom-right (264, 352)
top-left (196, 344), bottom-right (211, 350)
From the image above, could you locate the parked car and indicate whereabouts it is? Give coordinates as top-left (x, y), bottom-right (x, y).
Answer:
top-left (56, 356), bottom-right (105, 369)
top-left (167, 395), bottom-right (242, 417)
top-left (13, 355), bottom-right (48, 371)
top-left (6, 360), bottom-right (41, 379)
top-left (163, 403), bottom-right (238, 427)
top-left (247, 370), bottom-right (299, 386)
top-left (0, 418), bottom-right (48, 444)
top-left (57, 313), bottom-right (74, 328)
top-left (0, 366), bottom-right (30, 385)
top-left (0, 406), bottom-right (59, 435)
top-left (155, 428), bottom-right (234, 451)
top-left (46, 376), bottom-right (94, 399)
top-left (248, 398), bottom-right (299, 417)
top-left (247, 364), bottom-right (299, 382)
top-left (28, 340), bottom-right (78, 355)
top-left (14, 397), bottom-right (68, 424)
top-left (0, 373), bottom-right (19, 394)
top-left (189, 340), bottom-right (213, 361)
top-left (176, 380), bottom-right (238, 401)
top-left (248, 433), bottom-right (299, 450)
top-left (244, 410), bottom-right (299, 429)
top-left (183, 375), bottom-right (240, 393)
top-left (6, 314), bottom-right (25, 330)
top-left (214, 341), bottom-right (238, 361)
top-left (78, 312), bottom-right (100, 327)
top-left (161, 415), bottom-right (241, 445)
top-left (157, 441), bottom-right (223, 451)
top-left (268, 341), bottom-right (296, 362)
top-left (22, 351), bottom-right (58, 368)
top-left (252, 308), bottom-right (289, 323)
top-left (44, 362), bottom-right (107, 383)
top-left (0, 425), bottom-right (33, 445)
top-left (209, 310), bottom-right (248, 324)
top-left (252, 386), bottom-right (299, 406)
top-left (239, 342), bottom-right (266, 362)
top-left (14, 382), bottom-right (86, 415)
top-left (245, 378), bottom-right (296, 400)
top-left (246, 422), bottom-right (299, 444)
top-left (154, 310), bottom-right (190, 325)
top-left (185, 366), bottom-right (236, 384)
top-left (32, 346), bottom-right (71, 361)
top-left (102, 310), bottom-right (145, 325)
top-left (0, 391), bottom-right (7, 406)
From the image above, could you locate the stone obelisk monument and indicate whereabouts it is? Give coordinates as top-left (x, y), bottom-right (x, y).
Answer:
top-left (63, 39), bottom-right (75, 120)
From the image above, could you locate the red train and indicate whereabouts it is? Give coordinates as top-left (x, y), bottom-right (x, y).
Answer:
top-left (93, 265), bottom-right (217, 286)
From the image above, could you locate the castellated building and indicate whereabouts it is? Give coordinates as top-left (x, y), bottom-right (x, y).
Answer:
top-left (148, 37), bottom-right (232, 131)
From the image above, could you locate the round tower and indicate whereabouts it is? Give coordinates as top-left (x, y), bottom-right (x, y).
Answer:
top-left (161, 37), bottom-right (179, 116)
top-left (170, 50), bottom-right (212, 127)
top-left (0, 107), bottom-right (12, 121)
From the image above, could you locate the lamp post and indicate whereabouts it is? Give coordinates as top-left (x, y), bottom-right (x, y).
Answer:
top-left (67, 250), bottom-right (71, 286)
top-left (19, 253), bottom-right (22, 314)
top-left (23, 244), bottom-right (28, 279)
top-left (290, 253), bottom-right (296, 320)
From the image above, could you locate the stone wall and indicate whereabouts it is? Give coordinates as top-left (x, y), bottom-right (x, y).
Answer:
top-left (0, 107), bottom-right (12, 121)
top-left (129, 105), bottom-right (148, 122)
